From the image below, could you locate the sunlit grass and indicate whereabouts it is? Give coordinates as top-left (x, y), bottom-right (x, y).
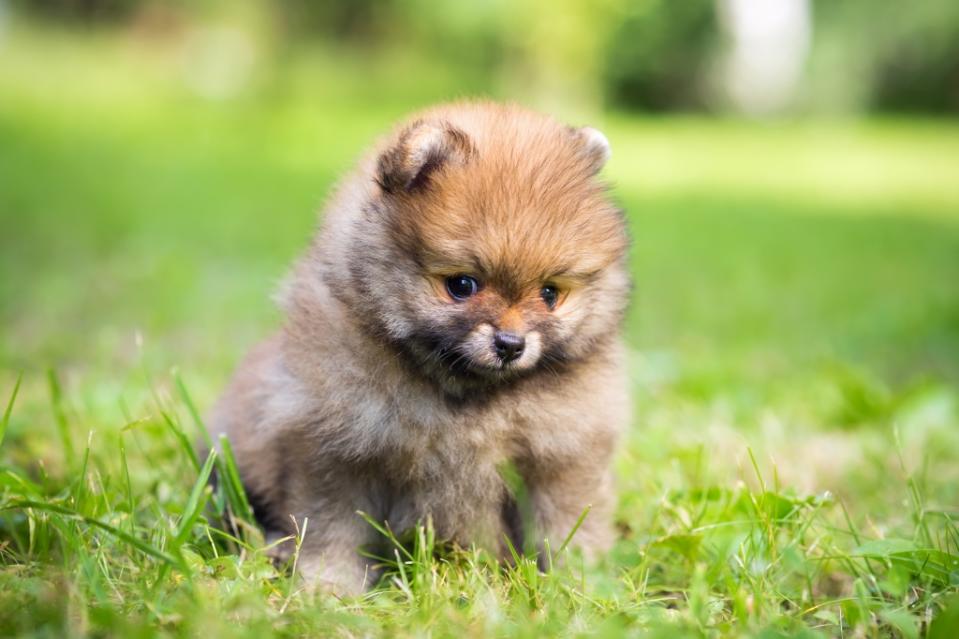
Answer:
top-left (2, 24), bottom-right (959, 638)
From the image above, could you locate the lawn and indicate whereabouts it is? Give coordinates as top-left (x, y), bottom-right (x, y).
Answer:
top-left (2, 27), bottom-right (959, 638)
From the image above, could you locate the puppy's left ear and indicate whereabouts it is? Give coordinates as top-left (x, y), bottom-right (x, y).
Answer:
top-left (377, 120), bottom-right (474, 194)
top-left (572, 126), bottom-right (611, 175)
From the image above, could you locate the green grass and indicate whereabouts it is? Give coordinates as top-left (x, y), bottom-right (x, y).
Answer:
top-left (2, 25), bottom-right (959, 638)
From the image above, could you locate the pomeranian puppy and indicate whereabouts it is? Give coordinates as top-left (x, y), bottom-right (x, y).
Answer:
top-left (208, 101), bottom-right (631, 594)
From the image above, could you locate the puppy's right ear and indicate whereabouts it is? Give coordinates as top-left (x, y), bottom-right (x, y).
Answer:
top-left (376, 120), bottom-right (474, 194)
top-left (571, 126), bottom-right (611, 175)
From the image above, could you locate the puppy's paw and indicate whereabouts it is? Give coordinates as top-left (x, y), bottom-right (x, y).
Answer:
top-left (296, 553), bottom-right (375, 597)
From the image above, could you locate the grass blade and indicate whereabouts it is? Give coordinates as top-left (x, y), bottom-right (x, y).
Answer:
top-left (217, 434), bottom-right (254, 524)
top-left (174, 448), bottom-right (217, 546)
top-left (558, 504), bottom-right (592, 555)
top-left (358, 510), bottom-right (415, 562)
top-left (47, 369), bottom-right (75, 465)
top-left (1, 372), bottom-right (23, 448)
top-left (119, 439), bottom-right (135, 531)
top-left (160, 410), bottom-right (201, 473)
top-left (174, 370), bottom-right (210, 447)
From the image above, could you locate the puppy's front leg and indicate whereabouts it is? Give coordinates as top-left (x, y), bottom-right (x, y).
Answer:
top-left (524, 464), bottom-right (616, 565)
top-left (291, 512), bottom-right (378, 595)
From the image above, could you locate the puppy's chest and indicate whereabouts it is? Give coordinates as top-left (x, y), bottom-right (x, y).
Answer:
top-left (403, 410), bottom-right (512, 475)
top-left (350, 392), bottom-right (527, 480)
top-left (328, 370), bottom-right (583, 489)
top-left (369, 406), bottom-right (521, 537)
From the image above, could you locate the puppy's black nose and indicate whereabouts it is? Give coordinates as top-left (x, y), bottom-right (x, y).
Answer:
top-left (493, 331), bottom-right (525, 363)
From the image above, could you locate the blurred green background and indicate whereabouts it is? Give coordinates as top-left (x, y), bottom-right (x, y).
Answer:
top-left (2, 1), bottom-right (959, 636)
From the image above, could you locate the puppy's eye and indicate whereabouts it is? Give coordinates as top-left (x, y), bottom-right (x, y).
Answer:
top-left (541, 284), bottom-right (559, 310)
top-left (446, 275), bottom-right (480, 301)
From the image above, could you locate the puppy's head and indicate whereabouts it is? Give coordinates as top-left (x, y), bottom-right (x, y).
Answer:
top-left (350, 103), bottom-right (629, 396)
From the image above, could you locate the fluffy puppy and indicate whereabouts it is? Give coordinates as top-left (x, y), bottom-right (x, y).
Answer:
top-left (208, 101), bottom-right (631, 594)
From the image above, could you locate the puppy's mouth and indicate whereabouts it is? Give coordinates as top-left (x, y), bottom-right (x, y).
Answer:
top-left (401, 325), bottom-right (544, 392)
top-left (435, 349), bottom-right (517, 379)
top-left (454, 358), bottom-right (520, 378)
